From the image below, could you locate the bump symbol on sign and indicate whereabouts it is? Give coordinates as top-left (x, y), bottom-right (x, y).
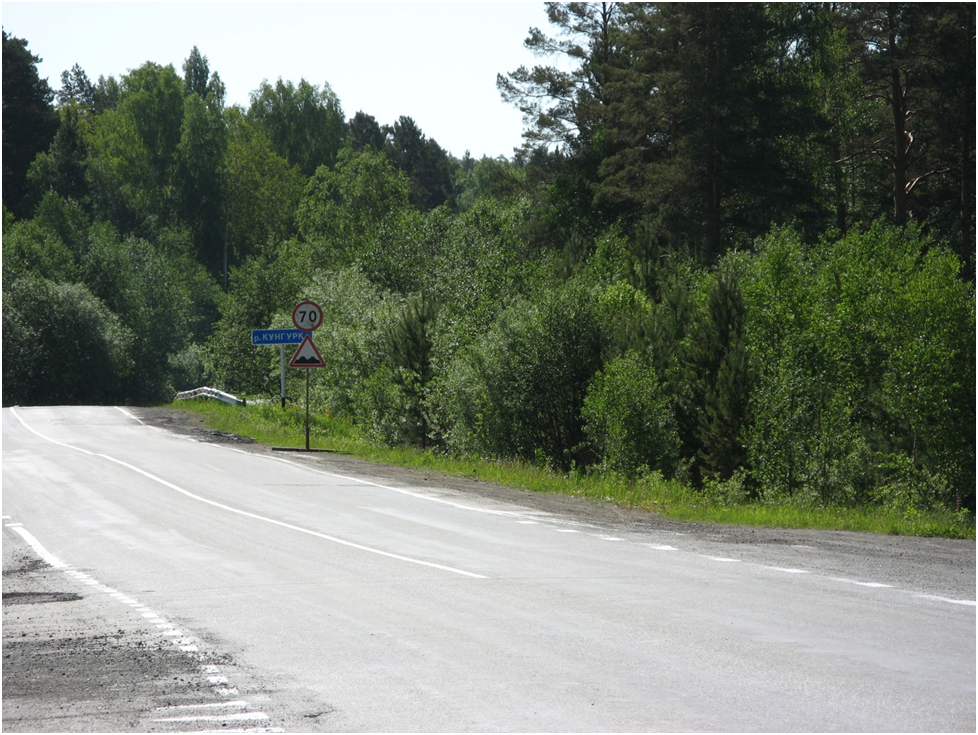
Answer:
top-left (289, 335), bottom-right (324, 368)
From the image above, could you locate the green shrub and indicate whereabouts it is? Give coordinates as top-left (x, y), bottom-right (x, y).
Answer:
top-left (582, 350), bottom-right (679, 477)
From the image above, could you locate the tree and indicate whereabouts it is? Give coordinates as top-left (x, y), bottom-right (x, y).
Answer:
top-left (497, 2), bottom-right (625, 153)
top-left (834, 2), bottom-right (975, 262)
top-left (2, 276), bottom-right (133, 406)
top-left (599, 3), bottom-right (824, 259)
top-left (176, 91), bottom-right (227, 276)
top-left (182, 46), bottom-right (226, 106)
top-left (296, 147), bottom-right (412, 263)
top-left (3, 30), bottom-right (59, 217)
top-left (384, 116), bottom-right (456, 211)
top-left (247, 78), bottom-right (346, 176)
top-left (224, 109), bottom-right (305, 266)
top-left (91, 62), bottom-right (185, 229)
top-left (497, 3), bottom-right (626, 237)
top-left (349, 110), bottom-right (386, 152)
top-left (438, 280), bottom-right (605, 469)
top-left (27, 103), bottom-right (91, 206)
top-left (686, 263), bottom-right (752, 484)
top-left (583, 349), bottom-right (679, 477)
top-left (57, 63), bottom-right (95, 109)
top-left (383, 293), bottom-right (439, 447)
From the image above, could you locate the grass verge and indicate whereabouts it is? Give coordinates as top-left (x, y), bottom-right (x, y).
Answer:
top-left (171, 399), bottom-right (975, 540)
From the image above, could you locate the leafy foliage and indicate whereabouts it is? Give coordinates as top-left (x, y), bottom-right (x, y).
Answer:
top-left (247, 78), bottom-right (346, 177)
top-left (583, 350), bottom-right (679, 478)
top-left (2, 30), bottom-right (59, 217)
top-left (438, 280), bottom-right (605, 470)
top-left (3, 13), bottom-right (973, 523)
top-left (3, 276), bottom-right (133, 405)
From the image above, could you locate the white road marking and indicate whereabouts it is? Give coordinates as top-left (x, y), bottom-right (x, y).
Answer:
top-left (156, 701), bottom-right (250, 711)
top-left (648, 544), bottom-right (679, 551)
top-left (152, 712), bottom-right (270, 723)
top-left (5, 514), bottom-right (263, 719)
top-left (915, 594), bottom-right (977, 607)
top-left (212, 440), bottom-right (530, 520)
top-left (765, 567), bottom-right (810, 574)
top-left (8, 525), bottom-right (68, 569)
top-left (829, 577), bottom-right (893, 589)
top-left (11, 407), bottom-right (487, 580)
top-left (707, 557), bottom-right (741, 563)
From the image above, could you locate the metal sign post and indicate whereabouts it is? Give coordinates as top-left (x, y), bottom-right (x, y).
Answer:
top-left (251, 328), bottom-right (305, 408)
top-left (288, 301), bottom-right (325, 451)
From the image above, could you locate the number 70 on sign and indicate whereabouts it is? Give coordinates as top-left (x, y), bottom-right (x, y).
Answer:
top-left (292, 300), bottom-right (323, 331)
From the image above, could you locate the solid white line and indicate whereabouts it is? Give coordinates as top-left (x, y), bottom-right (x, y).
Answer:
top-left (915, 594), bottom-right (977, 607)
top-left (8, 525), bottom-right (68, 569)
top-left (11, 407), bottom-right (487, 579)
top-left (764, 566), bottom-right (810, 574)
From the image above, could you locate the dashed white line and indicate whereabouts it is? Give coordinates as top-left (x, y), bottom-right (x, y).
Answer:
top-left (5, 517), bottom-right (259, 721)
top-left (152, 712), bottom-right (270, 723)
top-left (156, 700), bottom-right (250, 711)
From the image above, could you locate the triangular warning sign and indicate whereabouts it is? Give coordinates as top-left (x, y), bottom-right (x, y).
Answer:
top-left (289, 335), bottom-right (325, 368)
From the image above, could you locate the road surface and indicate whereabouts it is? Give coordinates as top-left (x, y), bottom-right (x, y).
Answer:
top-left (3, 406), bottom-right (974, 732)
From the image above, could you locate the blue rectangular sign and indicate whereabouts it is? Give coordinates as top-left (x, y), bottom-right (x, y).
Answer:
top-left (251, 328), bottom-right (306, 345)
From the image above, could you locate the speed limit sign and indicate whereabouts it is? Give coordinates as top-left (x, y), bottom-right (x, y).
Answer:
top-left (292, 300), bottom-right (324, 331)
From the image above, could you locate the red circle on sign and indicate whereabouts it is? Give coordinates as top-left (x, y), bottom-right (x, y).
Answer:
top-left (292, 300), bottom-right (324, 331)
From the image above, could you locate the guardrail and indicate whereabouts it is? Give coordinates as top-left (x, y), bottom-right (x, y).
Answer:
top-left (174, 387), bottom-right (246, 407)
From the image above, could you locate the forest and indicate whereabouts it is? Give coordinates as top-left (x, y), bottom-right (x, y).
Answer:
top-left (3, 3), bottom-right (975, 516)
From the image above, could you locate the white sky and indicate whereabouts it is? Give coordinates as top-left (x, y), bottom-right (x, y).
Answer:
top-left (2, 2), bottom-right (556, 159)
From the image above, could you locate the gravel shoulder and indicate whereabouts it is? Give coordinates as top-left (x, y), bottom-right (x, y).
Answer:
top-left (3, 526), bottom-right (218, 732)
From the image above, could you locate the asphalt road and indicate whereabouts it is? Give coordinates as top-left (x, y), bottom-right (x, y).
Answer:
top-left (3, 405), bottom-right (975, 732)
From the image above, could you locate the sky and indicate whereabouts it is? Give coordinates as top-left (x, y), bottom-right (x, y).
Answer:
top-left (2, 2), bottom-right (557, 159)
